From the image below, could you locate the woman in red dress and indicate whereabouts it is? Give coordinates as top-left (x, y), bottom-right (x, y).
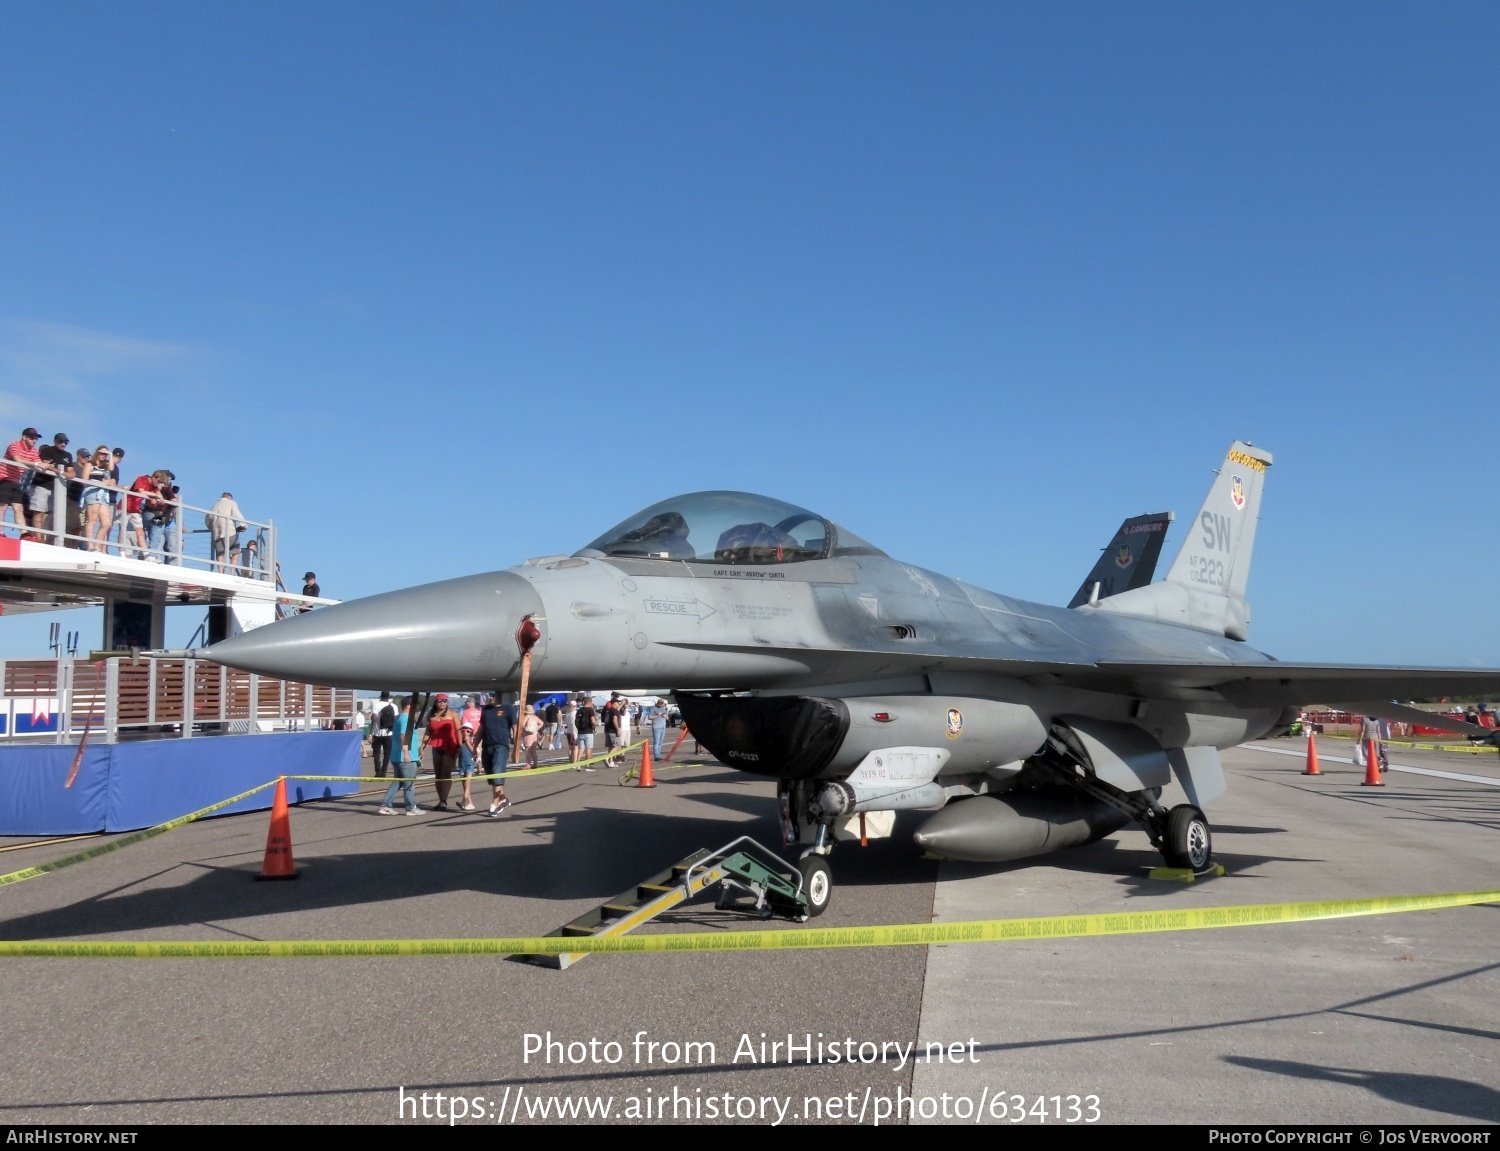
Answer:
top-left (420, 694), bottom-right (462, 811)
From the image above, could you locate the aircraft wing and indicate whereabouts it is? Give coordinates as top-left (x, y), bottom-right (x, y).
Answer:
top-left (1094, 660), bottom-right (1500, 705)
top-left (661, 642), bottom-right (1500, 730)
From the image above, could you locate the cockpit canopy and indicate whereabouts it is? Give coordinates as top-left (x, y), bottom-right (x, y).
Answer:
top-left (576, 491), bottom-right (886, 566)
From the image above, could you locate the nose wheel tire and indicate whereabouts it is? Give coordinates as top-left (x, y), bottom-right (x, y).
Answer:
top-left (797, 854), bottom-right (832, 917)
top-left (1164, 804), bottom-right (1212, 871)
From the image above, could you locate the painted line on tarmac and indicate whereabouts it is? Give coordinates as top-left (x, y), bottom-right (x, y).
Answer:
top-left (1242, 743), bottom-right (1500, 787)
top-left (2, 889), bottom-right (1496, 960)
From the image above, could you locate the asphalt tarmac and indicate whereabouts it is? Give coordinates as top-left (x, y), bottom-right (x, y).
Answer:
top-left (914, 739), bottom-right (1500, 1125)
top-left (0, 736), bottom-right (1495, 1125)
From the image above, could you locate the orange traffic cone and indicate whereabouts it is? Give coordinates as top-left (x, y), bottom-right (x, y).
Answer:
top-left (636, 741), bottom-right (656, 789)
top-left (256, 777), bottom-right (300, 879)
top-left (1360, 738), bottom-right (1385, 787)
top-left (1302, 730), bottom-right (1322, 775)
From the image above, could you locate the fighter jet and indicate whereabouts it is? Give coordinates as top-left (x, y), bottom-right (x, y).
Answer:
top-left (210, 442), bottom-right (1500, 915)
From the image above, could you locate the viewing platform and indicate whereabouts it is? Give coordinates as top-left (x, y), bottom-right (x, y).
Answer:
top-left (1, 469), bottom-right (334, 648)
top-left (0, 474), bottom-right (360, 837)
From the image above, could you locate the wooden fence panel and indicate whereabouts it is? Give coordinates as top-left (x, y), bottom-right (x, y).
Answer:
top-left (117, 661), bottom-right (153, 724)
top-left (0, 657), bottom-right (360, 737)
top-left (5, 661), bottom-right (57, 697)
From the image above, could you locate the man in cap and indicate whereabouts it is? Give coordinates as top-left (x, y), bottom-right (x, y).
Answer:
top-left (478, 692), bottom-right (513, 815)
top-left (107, 447), bottom-right (126, 550)
top-left (603, 693), bottom-right (623, 769)
top-left (297, 571), bottom-right (319, 612)
top-left (28, 433), bottom-right (72, 539)
top-left (0, 428), bottom-right (41, 537)
top-left (649, 697), bottom-right (670, 761)
top-left (370, 690), bottom-right (396, 778)
top-left (123, 465), bottom-right (159, 559)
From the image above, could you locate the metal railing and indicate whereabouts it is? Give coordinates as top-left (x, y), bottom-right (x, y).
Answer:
top-left (0, 463), bottom-right (277, 581)
top-left (1, 656), bottom-right (357, 744)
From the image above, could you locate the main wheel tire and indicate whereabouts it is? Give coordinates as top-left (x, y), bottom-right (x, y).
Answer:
top-left (1164, 804), bottom-right (1212, 871)
top-left (798, 854), bottom-right (832, 918)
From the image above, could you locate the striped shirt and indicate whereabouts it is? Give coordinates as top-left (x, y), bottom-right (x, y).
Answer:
top-left (1, 439), bottom-right (39, 484)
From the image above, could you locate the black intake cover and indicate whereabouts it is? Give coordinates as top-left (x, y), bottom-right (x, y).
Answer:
top-left (675, 694), bottom-right (850, 779)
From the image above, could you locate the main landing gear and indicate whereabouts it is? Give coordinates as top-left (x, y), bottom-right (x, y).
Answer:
top-left (1031, 732), bottom-right (1215, 873)
top-left (1162, 803), bottom-right (1212, 871)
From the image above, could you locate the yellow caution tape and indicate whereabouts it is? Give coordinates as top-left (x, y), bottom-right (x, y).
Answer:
top-left (0, 780), bottom-right (280, 888)
top-left (1, 889), bottom-right (1494, 959)
top-left (293, 740), bottom-right (657, 783)
top-left (1319, 733), bottom-right (1493, 754)
top-left (0, 743), bottom-right (682, 889)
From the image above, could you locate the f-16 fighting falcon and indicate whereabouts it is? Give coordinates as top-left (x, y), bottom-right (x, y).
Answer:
top-left (210, 442), bottom-right (1500, 915)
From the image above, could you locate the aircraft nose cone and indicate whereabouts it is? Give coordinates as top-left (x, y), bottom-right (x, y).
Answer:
top-left (208, 570), bottom-right (545, 688)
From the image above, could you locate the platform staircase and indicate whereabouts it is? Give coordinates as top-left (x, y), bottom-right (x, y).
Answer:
top-left (513, 836), bottom-right (808, 970)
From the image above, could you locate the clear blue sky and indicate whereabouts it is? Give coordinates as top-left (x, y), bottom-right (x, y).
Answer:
top-left (1, 2), bottom-right (1495, 666)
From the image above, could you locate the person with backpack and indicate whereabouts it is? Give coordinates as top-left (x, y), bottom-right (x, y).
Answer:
top-left (370, 691), bottom-right (396, 778)
top-left (544, 698), bottom-right (562, 750)
top-left (573, 696), bottom-right (598, 771)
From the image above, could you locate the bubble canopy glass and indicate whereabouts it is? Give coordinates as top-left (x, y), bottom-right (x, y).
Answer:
top-left (576, 491), bottom-right (886, 566)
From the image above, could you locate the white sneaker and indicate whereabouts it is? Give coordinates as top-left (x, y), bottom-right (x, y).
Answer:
top-left (404, 808), bottom-right (423, 816)
top-left (377, 806), bottom-right (398, 815)
top-left (460, 801), bottom-right (476, 811)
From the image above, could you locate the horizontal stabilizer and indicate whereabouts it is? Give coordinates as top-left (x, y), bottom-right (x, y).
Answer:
top-left (1067, 512), bottom-right (1173, 609)
top-left (1309, 699), bottom-right (1492, 739)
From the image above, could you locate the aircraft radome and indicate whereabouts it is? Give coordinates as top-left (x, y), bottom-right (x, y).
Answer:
top-left (210, 443), bottom-right (1500, 915)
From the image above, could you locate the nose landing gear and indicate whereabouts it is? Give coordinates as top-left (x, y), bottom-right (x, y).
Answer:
top-left (781, 780), bottom-right (837, 918)
top-left (797, 854), bottom-right (833, 917)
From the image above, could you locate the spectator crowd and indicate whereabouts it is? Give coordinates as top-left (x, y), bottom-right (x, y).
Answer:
top-left (351, 691), bottom-right (681, 816)
top-left (0, 424), bottom-right (269, 579)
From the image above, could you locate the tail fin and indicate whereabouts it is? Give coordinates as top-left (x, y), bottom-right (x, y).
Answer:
top-left (1067, 512), bottom-right (1174, 609)
top-left (1094, 441), bottom-right (1272, 641)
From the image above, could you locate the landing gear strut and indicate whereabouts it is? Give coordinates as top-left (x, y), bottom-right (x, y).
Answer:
top-left (1029, 731), bottom-right (1216, 873)
top-left (779, 780), bottom-right (836, 917)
